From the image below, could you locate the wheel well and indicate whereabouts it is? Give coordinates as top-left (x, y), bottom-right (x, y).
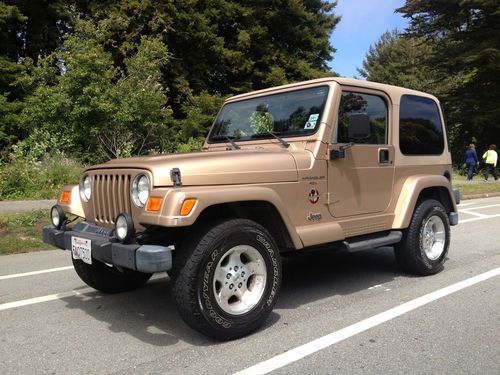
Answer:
top-left (443, 170), bottom-right (451, 181)
top-left (417, 187), bottom-right (453, 213)
top-left (194, 201), bottom-right (295, 251)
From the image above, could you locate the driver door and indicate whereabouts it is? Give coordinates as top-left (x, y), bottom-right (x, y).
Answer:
top-left (327, 89), bottom-right (395, 218)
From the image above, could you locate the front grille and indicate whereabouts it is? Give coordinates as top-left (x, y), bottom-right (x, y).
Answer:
top-left (92, 173), bottom-right (132, 224)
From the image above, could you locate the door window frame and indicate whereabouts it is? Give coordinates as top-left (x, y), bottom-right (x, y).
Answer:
top-left (333, 86), bottom-right (392, 146)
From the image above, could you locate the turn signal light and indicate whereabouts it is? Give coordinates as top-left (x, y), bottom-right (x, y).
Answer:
top-left (146, 197), bottom-right (163, 212)
top-left (60, 191), bottom-right (71, 204)
top-left (180, 199), bottom-right (197, 216)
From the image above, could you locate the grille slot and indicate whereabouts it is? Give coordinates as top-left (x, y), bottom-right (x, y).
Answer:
top-left (92, 173), bottom-right (131, 224)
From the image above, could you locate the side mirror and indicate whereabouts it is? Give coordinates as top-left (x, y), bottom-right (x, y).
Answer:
top-left (348, 113), bottom-right (371, 141)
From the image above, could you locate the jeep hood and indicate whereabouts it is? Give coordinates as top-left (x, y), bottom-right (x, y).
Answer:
top-left (86, 149), bottom-right (299, 186)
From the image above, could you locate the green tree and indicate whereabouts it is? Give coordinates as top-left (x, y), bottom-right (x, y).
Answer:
top-left (0, 0), bottom-right (86, 150)
top-left (397, 0), bottom-right (500, 161)
top-left (358, 30), bottom-right (454, 95)
top-left (83, 0), bottom-right (340, 112)
top-left (19, 19), bottom-right (172, 162)
top-left (0, 2), bottom-right (25, 149)
top-left (2, 0), bottom-right (341, 162)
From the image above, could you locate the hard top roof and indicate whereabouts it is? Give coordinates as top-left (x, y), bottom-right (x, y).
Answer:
top-left (226, 77), bottom-right (439, 104)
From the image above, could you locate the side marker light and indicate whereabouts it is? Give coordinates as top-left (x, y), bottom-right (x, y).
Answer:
top-left (180, 199), bottom-right (197, 216)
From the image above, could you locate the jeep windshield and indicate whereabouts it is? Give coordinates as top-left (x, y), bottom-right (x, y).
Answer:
top-left (208, 86), bottom-right (329, 143)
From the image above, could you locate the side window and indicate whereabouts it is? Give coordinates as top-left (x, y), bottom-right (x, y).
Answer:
top-left (399, 95), bottom-right (444, 155)
top-left (337, 91), bottom-right (388, 144)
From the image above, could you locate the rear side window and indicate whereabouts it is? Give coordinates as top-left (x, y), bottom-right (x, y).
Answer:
top-left (399, 95), bottom-right (444, 155)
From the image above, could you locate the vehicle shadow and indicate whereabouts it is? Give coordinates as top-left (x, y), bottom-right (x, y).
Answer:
top-left (60, 276), bottom-right (211, 347)
top-left (278, 247), bottom-right (401, 309)
top-left (60, 246), bottom-right (402, 347)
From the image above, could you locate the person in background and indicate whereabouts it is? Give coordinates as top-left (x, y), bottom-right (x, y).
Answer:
top-left (483, 144), bottom-right (498, 181)
top-left (464, 143), bottom-right (479, 181)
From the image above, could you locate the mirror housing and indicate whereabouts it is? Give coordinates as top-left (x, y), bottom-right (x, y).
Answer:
top-left (348, 113), bottom-right (371, 141)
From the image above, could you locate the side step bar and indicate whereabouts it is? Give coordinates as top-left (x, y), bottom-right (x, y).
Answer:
top-left (343, 231), bottom-right (403, 253)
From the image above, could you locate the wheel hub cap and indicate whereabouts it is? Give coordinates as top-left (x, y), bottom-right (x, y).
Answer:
top-left (212, 245), bottom-right (267, 315)
top-left (421, 215), bottom-right (446, 260)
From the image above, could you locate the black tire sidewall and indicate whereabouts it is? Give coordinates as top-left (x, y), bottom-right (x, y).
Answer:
top-left (196, 221), bottom-right (281, 334)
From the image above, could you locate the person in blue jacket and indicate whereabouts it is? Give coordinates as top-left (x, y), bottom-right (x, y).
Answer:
top-left (464, 143), bottom-right (479, 181)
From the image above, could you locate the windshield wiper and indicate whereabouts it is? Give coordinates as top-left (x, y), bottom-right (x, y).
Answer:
top-left (211, 135), bottom-right (241, 150)
top-left (252, 131), bottom-right (290, 148)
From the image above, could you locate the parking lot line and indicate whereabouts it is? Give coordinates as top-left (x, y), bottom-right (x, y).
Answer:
top-left (0, 266), bottom-right (74, 281)
top-left (0, 288), bottom-right (95, 311)
top-left (459, 214), bottom-right (500, 224)
top-left (459, 209), bottom-right (489, 217)
top-left (462, 203), bottom-right (500, 210)
top-left (457, 202), bottom-right (476, 207)
top-left (234, 266), bottom-right (500, 375)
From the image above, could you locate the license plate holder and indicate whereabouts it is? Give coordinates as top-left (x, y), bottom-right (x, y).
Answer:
top-left (71, 236), bottom-right (92, 265)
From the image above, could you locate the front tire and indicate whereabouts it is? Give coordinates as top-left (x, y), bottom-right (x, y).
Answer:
top-left (395, 199), bottom-right (450, 275)
top-left (72, 257), bottom-right (152, 293)
top-left (172, 219), bottom-right (282, 340)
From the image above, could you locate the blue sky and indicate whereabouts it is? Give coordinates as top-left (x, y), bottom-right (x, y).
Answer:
top-left (328, 0), bottom-right (409, 78)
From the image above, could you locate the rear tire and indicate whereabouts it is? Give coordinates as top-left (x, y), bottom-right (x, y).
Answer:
top-left (395, 199), bottom-right (450, 275)
top-left (172, 219), bottom-right (281, 340)
top-left (72, 257), bottom-right (152, 293)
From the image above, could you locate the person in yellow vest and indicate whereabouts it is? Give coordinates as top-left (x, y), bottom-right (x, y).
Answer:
top-left (483, 144), bottom-right (498, 181)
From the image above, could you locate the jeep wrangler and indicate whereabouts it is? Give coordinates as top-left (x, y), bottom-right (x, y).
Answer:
top-left (43, 77), bottom-right (460, 340)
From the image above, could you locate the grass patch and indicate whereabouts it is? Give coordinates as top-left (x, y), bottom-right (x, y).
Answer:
top-left (0, 209), bottom-right (54, 255)
top-left (458, 181), bottom-right (500, 196)
top-left (452, 171), bottom-right (467, 181)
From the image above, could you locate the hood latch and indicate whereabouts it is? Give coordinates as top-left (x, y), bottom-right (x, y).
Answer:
top-left (170, 168), bottom-right (182, 187)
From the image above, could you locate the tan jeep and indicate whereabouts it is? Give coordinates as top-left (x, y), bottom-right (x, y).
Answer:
top-left (43, 77), bottom-right (460, 340)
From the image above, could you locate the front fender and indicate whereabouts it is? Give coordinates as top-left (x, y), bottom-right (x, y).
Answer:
top-left (58, 184), bottom-right (85, 218)
top-left (139, 185), bottom-right (303, 249)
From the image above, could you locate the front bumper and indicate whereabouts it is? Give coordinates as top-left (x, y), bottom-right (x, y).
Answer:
top-left (43, 222), bottom-right (172, 273)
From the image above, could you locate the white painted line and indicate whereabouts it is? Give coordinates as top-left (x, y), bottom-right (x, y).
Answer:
top-left (459, 214), bottom-right (500, 224)
top-left (457, 202), bottom-right (476, 207)
top-left (458, 209), bottom-right (488, 218)
top-left (0, 288), bottom-right (95, 311)
top-left (0, 266), bottom-right (73, 281)
top-left (234, 267), bottom-right (500, 375)
top-left (463, 203), bottom-right (500, 210)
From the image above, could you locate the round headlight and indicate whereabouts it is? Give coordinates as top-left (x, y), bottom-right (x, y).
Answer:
top-left (132, 174), bottom-right (150, 207)
top-left (51, 205), bottom-right (67, 229)
top-left (80, 175), bottom-right (92, 202)
top-left (115, 213), bottom-right (134, 243)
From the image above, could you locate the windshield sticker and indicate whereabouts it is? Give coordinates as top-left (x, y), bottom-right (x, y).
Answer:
top-left (308, 114), bottom-right (319, 122)
top-left (304, 121), bottom-right (317, 129)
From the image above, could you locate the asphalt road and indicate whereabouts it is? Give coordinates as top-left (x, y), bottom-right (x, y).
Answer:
top-left (1, 196), bottom-right (499, 374)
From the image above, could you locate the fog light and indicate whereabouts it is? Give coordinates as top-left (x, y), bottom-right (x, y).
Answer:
top-left (51, 205), bottom-right (67, 229)
top-left (115, 213), bottom-right (134, 243)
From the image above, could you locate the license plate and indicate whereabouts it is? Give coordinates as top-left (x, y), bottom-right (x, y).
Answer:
top-left (71, 236), bottom-right (92, 265)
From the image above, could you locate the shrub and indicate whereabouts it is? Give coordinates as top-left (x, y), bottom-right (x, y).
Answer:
top-left (0, 155), bottom-right (83, 200)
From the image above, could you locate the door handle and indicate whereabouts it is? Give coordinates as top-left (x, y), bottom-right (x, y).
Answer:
top-left (379, 148), bottom-right (390, 164)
